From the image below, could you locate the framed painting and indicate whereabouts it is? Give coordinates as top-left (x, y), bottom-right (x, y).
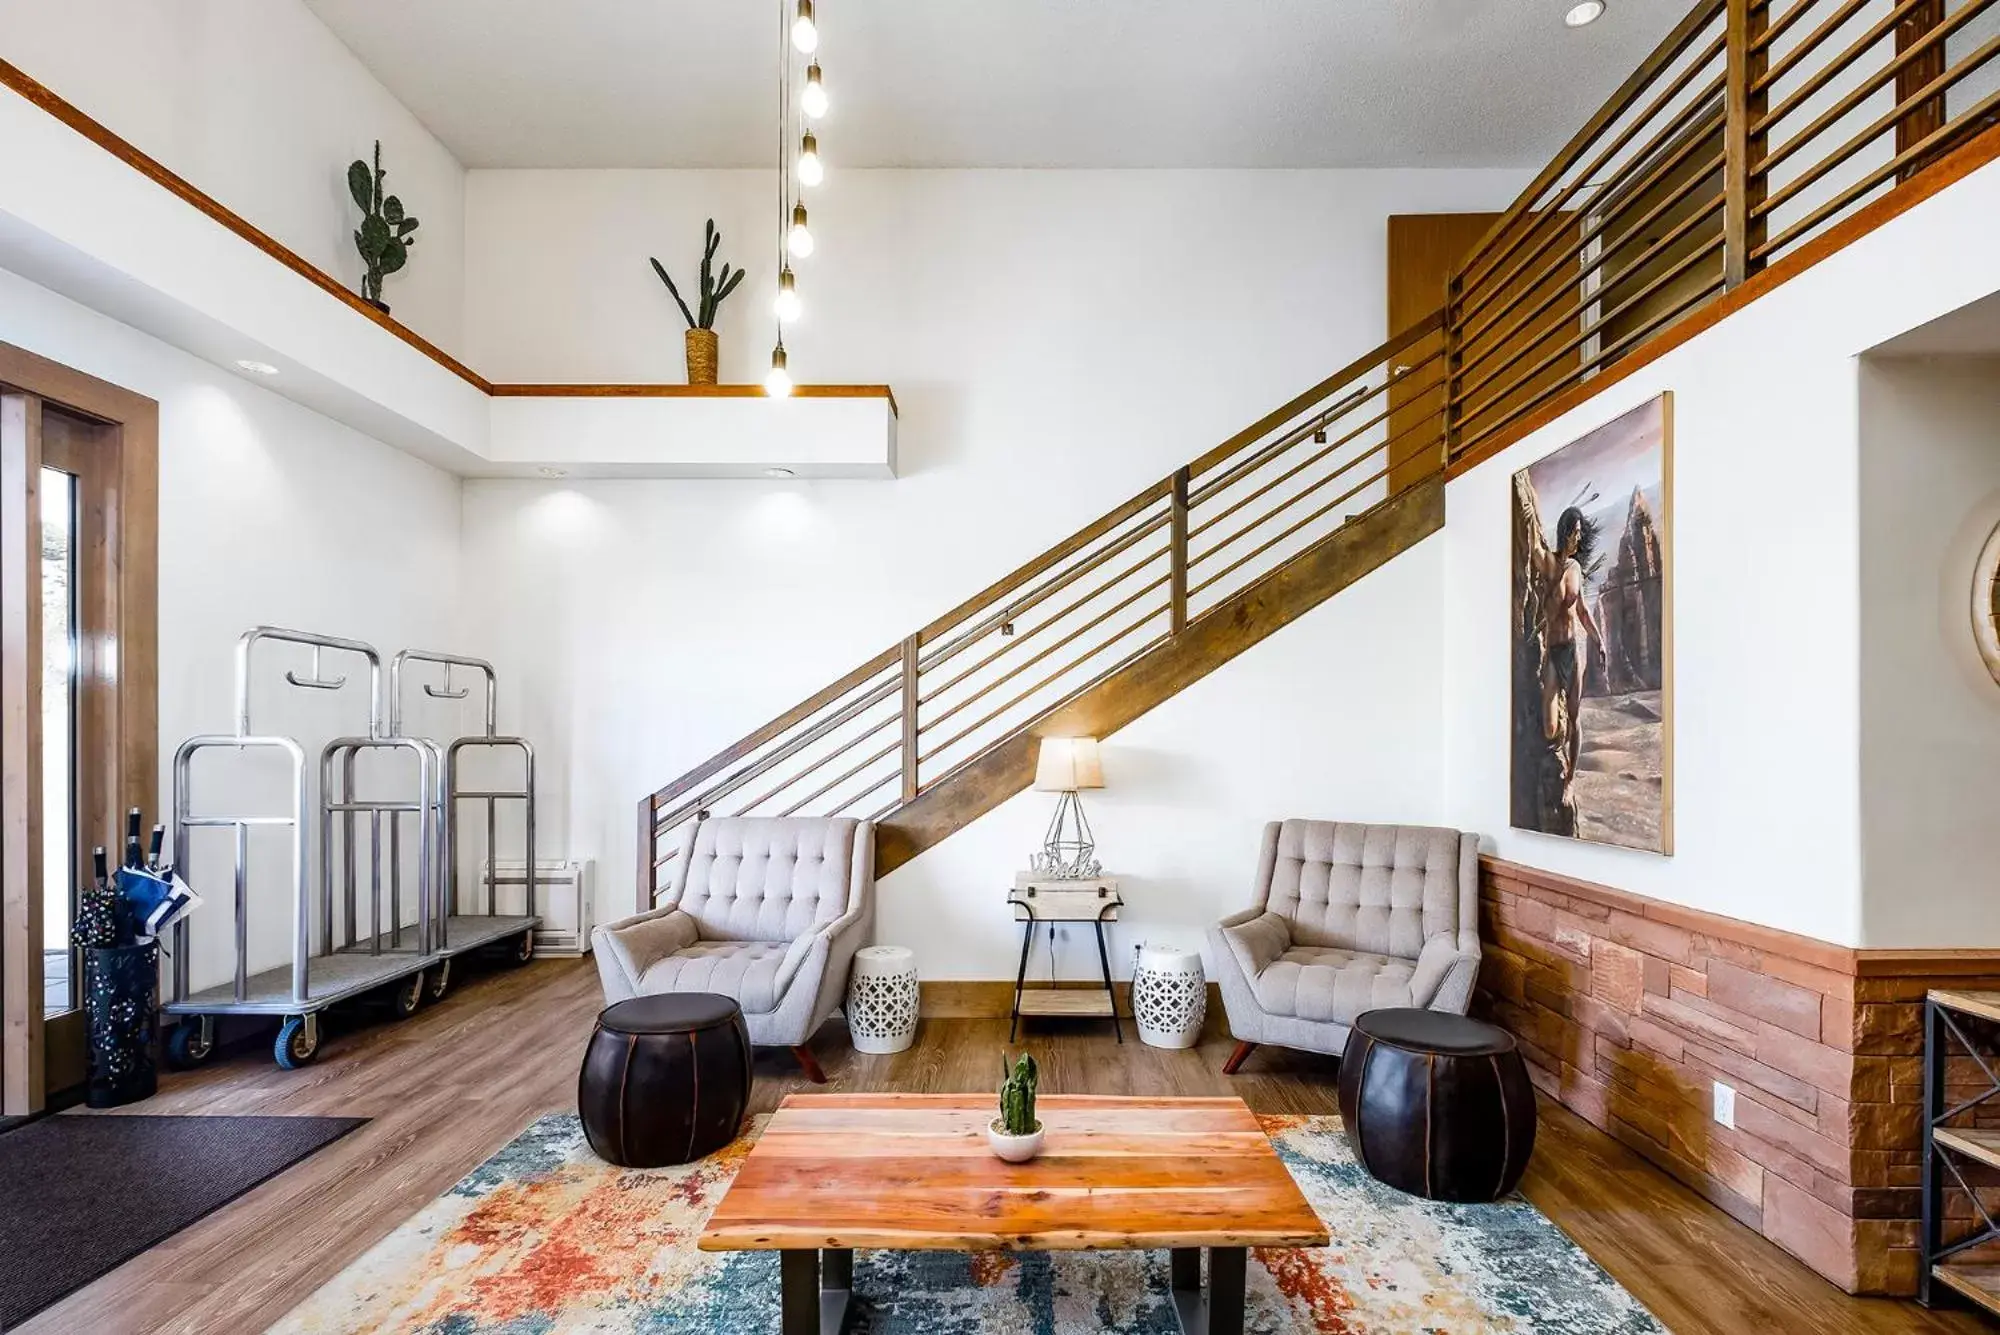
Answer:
top-left (1509, 392), bottom-right (1673, 853)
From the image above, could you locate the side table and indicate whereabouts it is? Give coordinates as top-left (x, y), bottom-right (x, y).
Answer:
top-left (1007, 873), bottom-right (1121, 1043)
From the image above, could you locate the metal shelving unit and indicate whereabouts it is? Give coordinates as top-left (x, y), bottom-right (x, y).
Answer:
top-left (1921, 989), bottom-right (2000, 1316)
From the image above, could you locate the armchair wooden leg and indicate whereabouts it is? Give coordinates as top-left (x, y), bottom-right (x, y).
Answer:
top-left (1222, 1040), bottom-right (1258, 1075)
top-left (792, 1044), bottom-right (828, 1084)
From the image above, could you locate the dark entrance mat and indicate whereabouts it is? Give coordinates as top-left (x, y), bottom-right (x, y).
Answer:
top-left (0, 1113), bottom-right (366, 1329)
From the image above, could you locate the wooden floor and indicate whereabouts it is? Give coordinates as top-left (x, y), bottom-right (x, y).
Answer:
top-left (17, 957), bottom-right (1992, 1334)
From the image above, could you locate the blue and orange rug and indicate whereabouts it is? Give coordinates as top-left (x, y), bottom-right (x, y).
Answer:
top-left (269, 1113), bottom-right (1665, 1333)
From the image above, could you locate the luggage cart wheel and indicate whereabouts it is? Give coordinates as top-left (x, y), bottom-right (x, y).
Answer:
top-left (425, 958), bottom-right (451, 1003)
top-left (387, 973), bottom-right (424, 1020)
top-left (508, 930), bottom-right (535, 966)
top-left (166, 1017), bottom-right (215, 1069)
top-left (275, 1015), bottom-right (320, 1070)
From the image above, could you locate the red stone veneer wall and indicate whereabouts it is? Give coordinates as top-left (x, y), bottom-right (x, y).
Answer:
top-left (1478, 855), bottom-right (2000, 1296)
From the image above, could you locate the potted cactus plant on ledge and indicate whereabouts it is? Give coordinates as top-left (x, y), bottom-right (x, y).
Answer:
top-left (347, 140), bottom-right (418, 313)
top-left (988, 1050), bottom-right (1043, 1162)
top-left (650, 218), bottom-right (745, 385)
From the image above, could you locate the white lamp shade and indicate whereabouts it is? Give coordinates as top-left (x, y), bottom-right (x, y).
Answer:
top-left (1033, 737), bottom-right (1103, 792)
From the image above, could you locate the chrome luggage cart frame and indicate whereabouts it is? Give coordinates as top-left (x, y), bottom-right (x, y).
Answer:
top-left (391, 650), bottom-right (539, 994)
top-left (162, 628), bottom-right (445, 1070)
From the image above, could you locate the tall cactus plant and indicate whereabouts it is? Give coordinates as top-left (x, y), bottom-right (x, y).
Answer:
top-left (998, 1050), bottom-right (1040, 1134)
top-left (348, 140), bottom-right (419, 310)
top-left (650, 219), bottom-right (746, 329)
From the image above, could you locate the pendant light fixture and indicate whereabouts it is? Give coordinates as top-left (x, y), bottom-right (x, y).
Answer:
top-left (770, 0), bottom-right (827, 392)
top-left (788, 202), bottom-right (815, 257)
top-left (792, 0), bottom-right (819, 53)
top-left (798, 131), bottom-right (823, 187)
top-left (766, 340), bottom-right (794, 397)
top-left (774, 267), bottom-right (802, 323)
top-left (802, 63), bottom-right (829, 119)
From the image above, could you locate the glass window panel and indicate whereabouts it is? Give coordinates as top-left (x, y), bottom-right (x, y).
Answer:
top-left (40, 466), bottom-right (77, 1017)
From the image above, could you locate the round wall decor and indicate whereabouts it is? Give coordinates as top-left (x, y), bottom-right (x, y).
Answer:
top-left (1973, 520), bottom-right (2000, 686)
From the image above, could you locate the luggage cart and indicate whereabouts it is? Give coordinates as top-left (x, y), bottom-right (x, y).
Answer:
top-left (390, 649), bottom-right (538, 1002)
top-left (163, 628), bottom-right (445, 1070)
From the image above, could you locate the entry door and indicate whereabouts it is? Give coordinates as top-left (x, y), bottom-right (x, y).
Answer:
top-left (0, 348), bottom-right (156, 1117)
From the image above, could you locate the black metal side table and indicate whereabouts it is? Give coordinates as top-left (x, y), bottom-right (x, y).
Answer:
top-left (1007, 874), bottom-right (1122, 1043)
top-left (1920, 988), bottom-right (2000, 1316)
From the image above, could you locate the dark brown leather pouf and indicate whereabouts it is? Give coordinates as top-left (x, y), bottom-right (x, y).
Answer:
top-left (578, 993), bottom-right (752, 1167)
top-left (1337, 1008), bottom-right (1536, 1203)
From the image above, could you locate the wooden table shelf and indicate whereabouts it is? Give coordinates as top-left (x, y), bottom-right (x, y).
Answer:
top-left (1920, 991), bottom-right (2000, 1313)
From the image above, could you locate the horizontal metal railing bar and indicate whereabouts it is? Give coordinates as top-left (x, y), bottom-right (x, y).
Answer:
top-left (917, 509), bottom-right (1168, 673)
top-left (1456, 0), bottom-right (1727, 294)
top-left (1189, 391), bottom-right (1446, 570)
top-left (1188, 449), bottom-right (1396, 600)
top-left (1188, 385), bottom-right (1374, 504)
top-left (918, 596), bottom-right (1171, 765)
top-left (919, 571), bottom-right (1172, 739)
top-left (451, 789), bottom-right (530, 800)
top-left (178, 816), bottom-right (298, 828)
top-left (831, 768), bottom-right (900, 819)
top-left (1751, 0), bottom-right (1880, 97)
top-left (1457, 145), bottom-right (1724, 388)
top-left (913, 476), bottom-right (1173, 649)
top-left (778, 736), bottom-right (903, 817)
top-left (1753, 77), bottom-right (2000, 258)
top-left (1454, 188), bottom-right (1726, 416)
top-left (920, 534), bottom-right (1168, 706)
top-left (1454, 274), bottom-right (1720, 460)
top-left (1750, 0), bottom-right (1823, 56)
top-left (1188, 361), bottom-right (1448, 548)
top-left (1455, 32), bottom-right (1727, 329)
top-left (1459, 88), bottom-right (1725, 345)
top-left (1183, 312), bottom-right (1445, 480)
top-left (1752, 0), bottom-right (1969, 139)
top-left (1456, 227), bottom-right (1724, 436)
top-left (647, 644), bottom-right (901, 808)
top-left (653, 673), bottom-right (903, 828)
top-left (1752, 31), bottom-right (2000, 224)
top-left (730, 709), bottom-right (902, 817)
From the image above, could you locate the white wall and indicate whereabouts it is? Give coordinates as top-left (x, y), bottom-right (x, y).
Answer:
top-left (0, 265), bottom-right (466, 993)
top-left (1440, 151), bottom-right (2000, 949)
top-left (0, 0), bottom-right (467, 350)
top-left (1857, 356), bottom-right (2000, 948)
top-left (455, 168), bottom-right (1525, 937)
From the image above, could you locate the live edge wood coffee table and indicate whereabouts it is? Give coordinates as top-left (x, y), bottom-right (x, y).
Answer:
top-left (699, 1093), bottom-right (1328, 1335)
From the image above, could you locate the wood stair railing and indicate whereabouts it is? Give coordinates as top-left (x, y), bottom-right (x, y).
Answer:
top-left (642, 0), bottom-right (2000, 900)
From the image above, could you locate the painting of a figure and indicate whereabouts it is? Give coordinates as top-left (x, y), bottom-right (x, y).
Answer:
top-left (1510, 394), bottom-right (1672, 853)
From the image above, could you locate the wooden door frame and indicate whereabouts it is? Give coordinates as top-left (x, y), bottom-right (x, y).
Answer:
top-left (0, 341), bottom-right (157, 1116)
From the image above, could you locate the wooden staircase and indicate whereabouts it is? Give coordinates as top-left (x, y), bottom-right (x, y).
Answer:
top-left (641, 0), bottom-right (2000, 900)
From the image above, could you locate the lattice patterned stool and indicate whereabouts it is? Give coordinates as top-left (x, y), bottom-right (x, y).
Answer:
top-left (1132, 941), bottom-right (1206, 1049)
top-left (847, 945), bottom-right (919, 1055)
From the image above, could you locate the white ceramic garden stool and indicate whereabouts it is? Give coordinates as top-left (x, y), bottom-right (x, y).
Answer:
top-left (1131, 942), bottom-right (1206, 1049)
top-left (847, 946), bottom-right (919, 1055)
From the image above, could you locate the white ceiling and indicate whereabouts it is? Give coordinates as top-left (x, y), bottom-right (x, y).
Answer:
top-left (304, 0), bottom-right (1688, 170)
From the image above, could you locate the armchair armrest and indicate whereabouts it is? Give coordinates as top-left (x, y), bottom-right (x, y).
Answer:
top-left (1218, 911), bottom-right (1292, 980)
top-left (1409, 929), bottom-right (1483, 1014)
top-left (773, 899), bottom-right (870, 999)
top-left (593, 906), bottom-right (700, 997)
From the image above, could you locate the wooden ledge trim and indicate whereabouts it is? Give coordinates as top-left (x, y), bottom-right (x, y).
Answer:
top-left (489, 383), bottom-right (899, 415)
top-left (1484, 855), bottom-right (2000, 977)
top-left (1445, 120), bottom-right (2000, 483)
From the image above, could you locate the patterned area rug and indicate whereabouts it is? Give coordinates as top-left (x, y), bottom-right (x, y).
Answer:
top-left (269, 1113), bottom-right (1666, 1334)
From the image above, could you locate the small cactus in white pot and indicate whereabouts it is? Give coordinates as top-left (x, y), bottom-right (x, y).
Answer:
top-left (988, 1050), bottom-right (1043, 1163)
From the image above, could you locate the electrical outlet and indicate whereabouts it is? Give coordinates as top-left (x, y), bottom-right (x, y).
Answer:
top-left (1713, 1080), bottom-right (1737, 1129)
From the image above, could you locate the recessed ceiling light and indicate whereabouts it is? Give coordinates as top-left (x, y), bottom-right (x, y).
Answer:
top-left (1564, 0), bottom-right (1606, 26)
top-left (537, 466), bottom-right (569, 478)
top-left (764, 467), bottom-right (797, 479)
top-left (235, 359), bottom-right (279, 376)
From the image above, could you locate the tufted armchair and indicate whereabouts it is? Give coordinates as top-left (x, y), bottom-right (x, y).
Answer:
top-left (1207, 819), bottom-right (1480, 1072)
top-left (593, 816), bottom-right (874, 1083)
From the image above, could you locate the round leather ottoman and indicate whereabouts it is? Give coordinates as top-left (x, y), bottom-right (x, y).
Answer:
top-left (578, 993), bottom-right (752, 1167)
top-left (1337, 1008), bottom-right (1536, 1203)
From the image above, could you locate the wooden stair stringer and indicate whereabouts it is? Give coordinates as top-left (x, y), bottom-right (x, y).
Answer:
top-left (875, 475), bottom-right (1444, 874)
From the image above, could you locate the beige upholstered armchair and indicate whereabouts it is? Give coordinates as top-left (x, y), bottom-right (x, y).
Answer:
top-left (1207, 820), bottom-right (1480, 1071)
top-left (593, 816), bottom-right (874, 1083)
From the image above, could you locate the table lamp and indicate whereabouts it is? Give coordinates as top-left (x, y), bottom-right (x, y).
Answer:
top-left (1030, 736), bottom-right (1103, 879)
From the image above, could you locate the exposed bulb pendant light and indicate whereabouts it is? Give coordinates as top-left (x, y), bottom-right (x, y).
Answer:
top-left (788, 202), bottom-right (815, 257)
top-left (775, 267), bottom-right (802, 323)
top-left (802, 63), bottom-right (829, 119)
top-left (798, 131), bottom-right (823, 187)
top-left (766, 341), bottom-right (794, 397)
top-left (792, 0), bottom-right (819, 53)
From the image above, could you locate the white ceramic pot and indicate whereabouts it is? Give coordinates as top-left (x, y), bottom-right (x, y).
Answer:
top-left (987, 1118), bottom-right (1045, 1163)
top-left (1131, 941), bottom-right (1206, 1050)
top-left (847, 945), bottom-right (919, 1055)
